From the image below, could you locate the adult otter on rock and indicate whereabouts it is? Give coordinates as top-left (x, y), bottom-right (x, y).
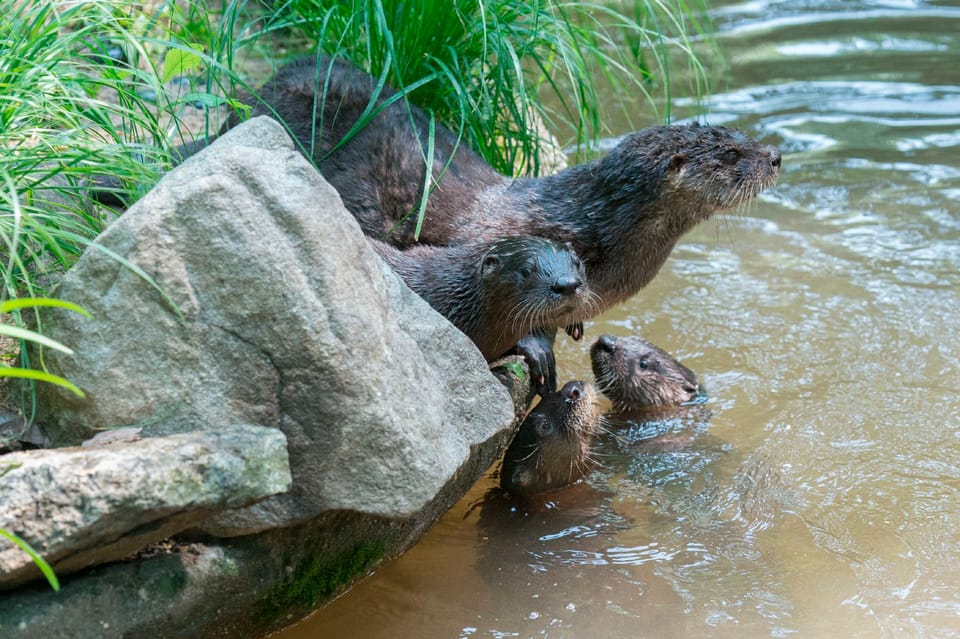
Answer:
top-left (99, 58), bottom-right (780, 309)
top-left (499, 380), bottom-right (601, 497)
top-left (370, 236), bottom-right (597, 364)
top-left (227, 56), bottom-right (781, 312)
top-left (590, 334), bottom-right (700, 411)
top-left (93, 56), bottom-right (780, 389)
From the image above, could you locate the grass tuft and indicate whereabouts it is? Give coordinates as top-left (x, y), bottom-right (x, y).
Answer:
top-left (269, 0), bottom-right (714, 175)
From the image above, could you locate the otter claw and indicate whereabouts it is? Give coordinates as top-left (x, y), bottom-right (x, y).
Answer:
top-left (565, 322), bottom-right (584, 341)
top-left (513, 333), bottom-right (558, 396)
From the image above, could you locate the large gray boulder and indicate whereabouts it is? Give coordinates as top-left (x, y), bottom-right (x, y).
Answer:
top-left (0, 116), bottom-right (521, 637)
top-left (34, 115), bottom-right (515, 531)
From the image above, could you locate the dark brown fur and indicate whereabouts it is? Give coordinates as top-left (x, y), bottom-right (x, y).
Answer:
top-left (371, 237), bottom-right (597, 362)
top-left (590, 334), bottom-right (700, 411)
top-left (229, 56), bottom-right (781, 315)
top-left (499, 380), bottom-right (601, 497)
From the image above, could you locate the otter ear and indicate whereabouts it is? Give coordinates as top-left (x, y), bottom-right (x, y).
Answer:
top-left (668, 153), bottom-right (687, 172)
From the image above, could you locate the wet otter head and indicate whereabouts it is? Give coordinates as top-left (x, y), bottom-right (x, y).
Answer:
top-left (371, 235), bottom-right (596, 363)
top-left (475, 236), bottom-right (597, 353)
top-left (591, 334), bottom-right (700, 411)
top-left (500, 380), bottom-right (601, 497)
top-left (599, 123), bottom-right (782, 226)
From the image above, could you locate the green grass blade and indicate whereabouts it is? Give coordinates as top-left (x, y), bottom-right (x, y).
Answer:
top-left (0, 297), bottom-right (91, 317)
top-left (0, 325), bottom-right (73, 355)
top-left (0, 528), bottom-right (60, 592)
top-left (0, 366), bottom-right (85, 398)
top-left (412, 112), bottom-right (436, 241)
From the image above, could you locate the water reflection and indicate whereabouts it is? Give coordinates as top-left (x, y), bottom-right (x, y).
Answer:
top-left (279, 0), bottom-right (960, 637)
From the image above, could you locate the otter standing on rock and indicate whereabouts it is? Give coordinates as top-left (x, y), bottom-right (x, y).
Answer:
top-left (370, 236), bottom-right (597, 363)
top-left (590, 334), bottom-right (701, 411)
top-left (499, 380), bottom-right (601, 497)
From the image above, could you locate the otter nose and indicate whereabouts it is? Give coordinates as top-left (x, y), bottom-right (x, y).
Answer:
top-left (768, 146), bottom-right (782, 169)
top-left (552, 275), bottom-right (581, 295)
top-left (561, 380), bottom-right (583, 402)
top-left (595, 334), bottom-right (617, 352)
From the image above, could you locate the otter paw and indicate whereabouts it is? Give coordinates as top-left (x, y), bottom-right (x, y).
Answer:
top-left (513, 333), bottom-right (558, 396)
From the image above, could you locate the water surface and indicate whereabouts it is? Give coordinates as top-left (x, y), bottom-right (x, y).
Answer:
top-left (279, 2), bottom-right (960, 637)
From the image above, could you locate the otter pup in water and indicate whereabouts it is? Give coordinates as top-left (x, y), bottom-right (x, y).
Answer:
top-left (590, 334), bottom-right (700, 411)
top-left (370, 236), bottom-right (597, 363)
top-left (499, 380), bottom-right (601, 497)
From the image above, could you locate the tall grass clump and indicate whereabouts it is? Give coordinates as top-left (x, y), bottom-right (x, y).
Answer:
top-left (0, 1), bottom-right (249, 298)
top-left (0, 0), bottom-right (257, 440)
top-left (264, 0), bottom-right (713, 175)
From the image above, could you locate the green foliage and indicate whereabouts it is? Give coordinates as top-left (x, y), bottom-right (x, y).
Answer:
top-left (0, 294), bottom-right (87, 594)
top-left (266, 0), bottom-right (712, 175)
top-left (0, 0), bottom-right (244, 300)
top-left (0, 297), bottom-right (88, 399)
top-left (0, 527), bottom-right (60, 592)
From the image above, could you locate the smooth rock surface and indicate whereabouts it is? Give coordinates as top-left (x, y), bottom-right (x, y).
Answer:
top-left (0, 425), bottom-right (290, 589)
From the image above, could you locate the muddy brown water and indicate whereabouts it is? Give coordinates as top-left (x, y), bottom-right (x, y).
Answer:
top-left (274, 1), bottom-right (960, 637)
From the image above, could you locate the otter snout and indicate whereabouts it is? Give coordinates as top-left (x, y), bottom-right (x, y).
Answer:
top-left (766, 145), bottom-right (782, 170)
top-left (595, 334), bottom-right (617, 353)
top-left (551, 275), bottom-right (582, 295)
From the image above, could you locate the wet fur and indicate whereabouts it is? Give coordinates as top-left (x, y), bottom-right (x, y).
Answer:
top-left (500, 381), bottom-right (601, 497)
top-left (591, 335), bottom-right (700, 411)
top-left (371, 237), bottom-right (599, 361)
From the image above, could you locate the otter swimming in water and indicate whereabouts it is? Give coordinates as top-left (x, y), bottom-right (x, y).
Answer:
top-left (590, 334), bottom-right (700, 412)
top-left (499, 380), bottom-right (601, 497)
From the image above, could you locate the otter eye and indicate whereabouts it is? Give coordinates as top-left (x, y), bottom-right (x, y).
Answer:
top-left (535, 420), bottom-right (554, 437)
top-left (639, 358), bottom-right (649, 370)
top-left (483, 255), bottom-right (501, 270)
top-left (720, 148), bottom-right (741, 165)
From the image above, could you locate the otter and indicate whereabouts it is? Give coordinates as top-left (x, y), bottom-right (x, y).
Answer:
top-left (92, 56), bottom-right (780, 388)
top-left (370, 236), bottom-right (597, 363)
top-left (590, 334), bottom-right (700, 412)
top-left (220, 57), bottom-right (780, 310)
top-left (199, 56), bottom-right (779, 389)
top-left (499, 380), bottom-right (601, 497)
